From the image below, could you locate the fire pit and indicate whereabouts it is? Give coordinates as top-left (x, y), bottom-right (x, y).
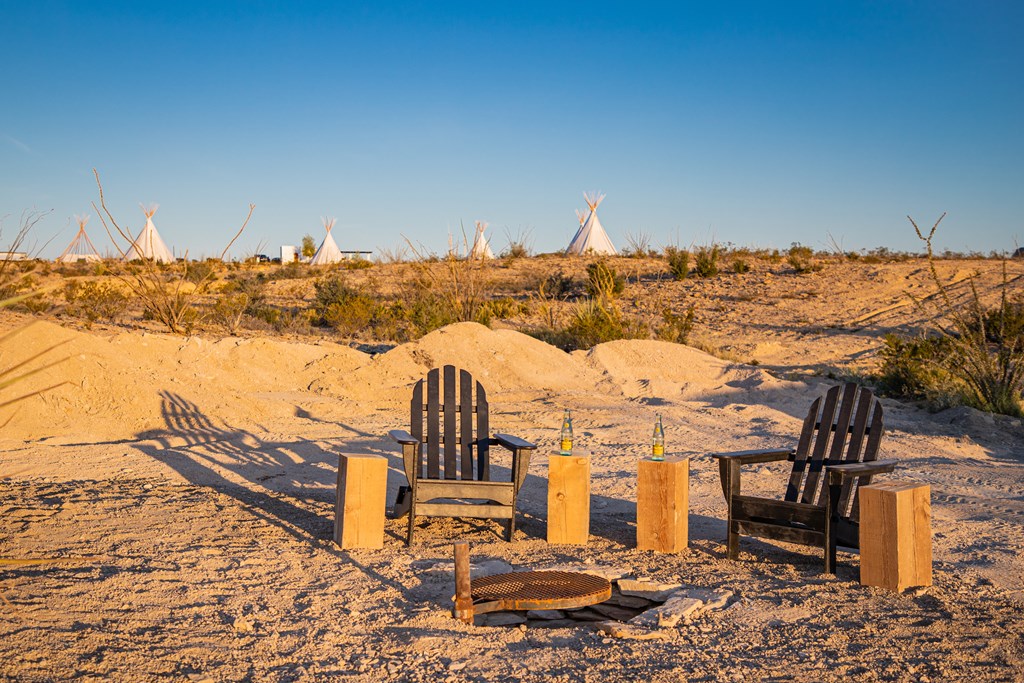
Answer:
top-left (453, 543), bottom-right (612, 623)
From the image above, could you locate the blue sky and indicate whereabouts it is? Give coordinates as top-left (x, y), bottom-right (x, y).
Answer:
top-left (2, 1), bottom-right (1022, 259)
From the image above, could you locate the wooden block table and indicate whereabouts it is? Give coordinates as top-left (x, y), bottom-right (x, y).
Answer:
top-left (334, 454), bottom-right (388, 550)
top-left (637, 456), bottom-right (689, 553)
top-left (547, 453), bottom-right (590, 545)
top-left (859, 480), bottom-right (932, 591)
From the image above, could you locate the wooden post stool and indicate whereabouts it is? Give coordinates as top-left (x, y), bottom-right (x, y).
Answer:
top-left (637, 456), bottom-right (689, 553)
top-left (334, 453), bottom-right (388, 550)
top-left (859, 480), bottom-right (932, 591)
top-left (547, 452), bottom-right (590, 545)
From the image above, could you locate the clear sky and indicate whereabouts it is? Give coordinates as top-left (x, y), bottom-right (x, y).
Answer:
top-left (2, 1), bottom-right (1022, 259)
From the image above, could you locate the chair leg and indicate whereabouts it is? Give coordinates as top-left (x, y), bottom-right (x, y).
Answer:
top-left (727, 520), bottom-right (740, 560)
top-left (406, 496), bottom-right (416, 546)
top-left (505, 515), bottom-right (515, 542)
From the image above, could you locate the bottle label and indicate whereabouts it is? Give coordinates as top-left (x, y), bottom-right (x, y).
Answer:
top-left (652, 444), bottom-right (664, 460)
top-left (560, 439), bottom-right (572, 454)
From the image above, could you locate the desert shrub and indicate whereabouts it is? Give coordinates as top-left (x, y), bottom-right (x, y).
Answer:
top-left (224, 272), bottom-right (268, 315)
top-left (63, 280), bottom-right (130, 328)
top-left (899, 214), bottom-right (1024, 417)
top-left (503, 242), bottom-right (529, 260)
top-left (586, 261), bottom-right (625, 299)
top-left (539, 271), bottom-right (575, 299)
top-left (247, 306), bottom-right (313, 334)
top-left (209, 292), bottom-right (249, 334)
top-left (876, 334), bottom-right (957, 406)
top-left (185, 259), bottom-right (219, 284)
top-left (272, 261), bottom-right (311, 280)
top-left (20, 292), bottom-right (52, 314)
top-left (343, 256), bottom-right (373, 270)
top-left (564, 299), bottom-right (628, 349)
top-left (787, 244), bottom-right (823, 274)
top-left (482, 297), bottom-right (526, 320)
top-left (657, 305), bottom-right (696, 345)
top-left (623, 232), bottom-right (655, 258)
top-left (731, 257), bottom-right (750, 274)
top-left (694, 244), bottom-right (720, 278)
top-left (665, 247), bottom-right (690, 280)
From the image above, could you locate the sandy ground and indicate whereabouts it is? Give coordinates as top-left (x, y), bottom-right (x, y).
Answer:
top-left (1, 258), bottom-right (1023, 682)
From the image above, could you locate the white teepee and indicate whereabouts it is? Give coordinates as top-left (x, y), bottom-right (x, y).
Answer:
top-left (566, 192), bottom-right (616, 256)
top-left (470, 220), bottom-right (494, 259)
top-left (125, 204), bottom-right (174, 263)
top-left (56, 214), bottom-right (102, 263)
top-left (310, 217), bottom-right (343, 265)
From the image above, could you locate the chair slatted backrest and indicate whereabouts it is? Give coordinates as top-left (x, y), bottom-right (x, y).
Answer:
top-left (409, 366), bottom-right (490, 481)
top-left (784, 383), bottom-right (884, 516)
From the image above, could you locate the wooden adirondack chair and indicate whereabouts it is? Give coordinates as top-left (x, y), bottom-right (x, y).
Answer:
top-left (389, 366), bottom-right (537, 545)
top-left (712, 383), bottom-right (897, 573)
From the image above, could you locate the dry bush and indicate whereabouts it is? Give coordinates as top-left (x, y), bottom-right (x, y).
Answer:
top-left (658, 304), bottom-right (697, 344)
top-left (63, 280), bottom-right (130, 328)
top-left (209, 293), bottom-right (249, 334)
top-left (92, 169), bottom-right (253, 334)
top-left (623, 232), bottom-right (655, 258)
top-left (585, 261), bottom-right (625, 300)
top-left (886, 214), bottom-right (1024, 417)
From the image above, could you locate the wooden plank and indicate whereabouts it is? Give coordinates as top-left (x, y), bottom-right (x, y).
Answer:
top-left (477, 381), bottom-right (490, 480)
top-left (417, 502), bottom-right (514, 519)
top-left (732, 495), bottom-right (826, 530)
top-left (836, 388), bottom-right (874, 516)
top-left (850, 401), bottom-right (886, 521)
top-left (800, 385), bottom-right (841, 505)
top-left (410, 380), bottom-right (424, 478)
top-left (334, 454), bottom-right (388, 550)
top-left (859, 481), bottom-right (932, 591)
top-left (735, 519), bottom-right (824, 547)
top-left (443, 365), bottom-right (457, 480)
top-left (637, 457), bottom-right (689, 553)
top-left (415, 480), bottom-right (515, 505)
top-left (785, 397), bottom-right (820, 501)
top-left (459, 369), bottom-right (474, 480)
top-left (547, 453), bottom-right (590, 545)
top-left (426, 368), bottom-right (440, 479)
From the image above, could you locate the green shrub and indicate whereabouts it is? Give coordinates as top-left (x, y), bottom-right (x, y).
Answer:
top-left (63, 280), bottom-right (130, 328)
top-left (694, 244), bottom-right (720, 278)
top-left (185, 260), bottom-right (219, 284)
top-left (482, 297), bottom-right (526, 320)
top-left (224, 272), bottom-right (268, 315)
top-left (586, 261), bottom-right (625, 299)
top-left (787, 244), bottom-right (823, 274)
top-left (665, 247), bottom-right (690, 280)
top-left (876, 333), bottom-right (956, 405)
top-left (564, 299), bottom-right (628, 349)
top-left (210, 292), bottom-right (249, 334)
top-left (657, 305), bottom-right (696, 344)
top-left (539, 271), bottom-right (574, 299)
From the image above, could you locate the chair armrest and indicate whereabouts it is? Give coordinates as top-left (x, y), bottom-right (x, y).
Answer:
top-left (389, 429), bottom-right (418, 445)
top-left (711, 448), bottom-right (794, 465)
top-left (494, 433), bottom-right (537, 451)
top-left (826, 459), bottom-right (897, 484)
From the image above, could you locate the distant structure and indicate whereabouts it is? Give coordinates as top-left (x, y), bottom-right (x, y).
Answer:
top-left (280, 245), bottom-right (298, 263)
top-left (1014, 247), bottom-right (1024, 258)
top-left (470, 220), bottom-right (494, 259)
top-left (125, 204), bottom-right (174, 263)
top-left (566, 192), bottom-right (616, 256)
top-left (310, 217), bottom-right (344, 265)
top-left (56, 214), bottom-right (102, 263)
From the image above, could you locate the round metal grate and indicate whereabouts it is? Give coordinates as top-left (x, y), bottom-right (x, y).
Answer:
top-left (470, 570), bottom-right (611, 613)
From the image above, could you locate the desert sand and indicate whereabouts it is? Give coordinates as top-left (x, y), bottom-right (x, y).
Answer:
top-left (1, 256), bottom-right (1023, 682)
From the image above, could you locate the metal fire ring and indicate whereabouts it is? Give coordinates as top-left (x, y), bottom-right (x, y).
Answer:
top-left (470, 570), bottom-right (611, 615)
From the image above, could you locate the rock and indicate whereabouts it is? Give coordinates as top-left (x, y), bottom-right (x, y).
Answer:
top-left (630, 597), bottom-right (703, 628)
top-left (472, 560), bottom-right (515, 577)
top-left (526, 609), bottom-right (565, 620)
top-left (603, 593), bottom-right (653, 609)
top-left (590, 603), bottom-right (640, 621)
top-left (545, 564), bottom-right (627, 582)
top-left (232, 616), bottom-right (254, 634)
top-left (696, 590), bottom-right (734, 614)
top-left (526, 619), bottom-right (577, 629)
top-left (476, 612), bottom-right (527, 627)
top-left (617, 578), bottom-right (682, 602)
top-left (448, 661), bottom-right (467, 671)
top-left (592, 621), bottom-right (671, 641)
